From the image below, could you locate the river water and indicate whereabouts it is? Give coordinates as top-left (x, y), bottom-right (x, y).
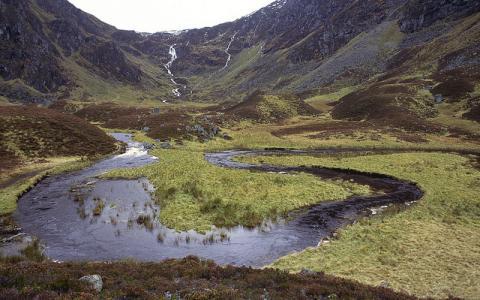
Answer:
top-left (13, 134), bottom-right (422, 266)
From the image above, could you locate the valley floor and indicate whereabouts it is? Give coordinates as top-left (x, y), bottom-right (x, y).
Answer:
top-left (242, 152), bottom-right (480, 299)
top-left (1, 0), bottom-right (480, 297)
top-left (124, 122), bottom-right (480, 299)
top-left (1, 105), bottom-right (480, 299)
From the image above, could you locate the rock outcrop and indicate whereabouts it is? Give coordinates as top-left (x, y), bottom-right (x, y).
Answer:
top-left (80, 38), bottom-right (142, 83)
top-left (0, 0), bottom-right (479, 105)
top-left (79, 275), bottom-right (103, 292)
top-left (399, 0), bottom-right (480, 33)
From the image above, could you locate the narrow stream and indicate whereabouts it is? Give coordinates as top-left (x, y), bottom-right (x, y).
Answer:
top-left (221, 32), bottom-right (238, 71)
top-left (12, 134), bottom-right (423, 267)
top-left (164, 44), bottom-right (183, 97)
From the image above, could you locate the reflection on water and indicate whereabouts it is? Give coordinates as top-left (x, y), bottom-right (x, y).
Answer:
top-left (14, 134), bottom-right (422, 267)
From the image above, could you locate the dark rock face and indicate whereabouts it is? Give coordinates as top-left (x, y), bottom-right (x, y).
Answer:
top-left (35, 0), bottom-right (114, 36)
top-left (0, 0), bottom-right (147, 103)
top-left (0, 0), bottom-right (68, 93)
top-left (284, 0), bottom-right (399, 63)
top-left (0, 0), bottom-right (480, 104)
top-left (111, 30), bottom-right (143, 44)
top-left (80, 38), bottom-right (142, 83)
top-left (48, 19), bottom-right (85, 56)
top-left (399, 0), bottom-right (480, 33)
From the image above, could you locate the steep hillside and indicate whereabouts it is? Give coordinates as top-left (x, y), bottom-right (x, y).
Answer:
top-left (224, 91), bottom-right (318, 122)
top-left (0, 0), bottom-right (172, 104)
top-left (0, 0), bottom-right (479, 123)
top-left (332, 1), bottom-right (480, 129)
top-left (0, 105), bottom-right (117, 172)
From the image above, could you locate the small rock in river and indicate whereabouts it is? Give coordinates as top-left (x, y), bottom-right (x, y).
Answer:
top-left (79, 274), bottom-right (103, 292)
top-left (142, 142), bottom-right (155, 150)
top-left (317, 238), bottom-right (330, 246)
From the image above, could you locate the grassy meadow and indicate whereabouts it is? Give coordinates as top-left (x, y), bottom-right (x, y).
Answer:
top-left (0, 157), bottom-right (101, 215)
top-left (239, 152), bottom-right (480, 299)
top-left (105, 147), bottom-right (370, 233)
top-left (1, 98), bottom-right (479, 299)
top-left (114, 120), bottom-right (480, 298)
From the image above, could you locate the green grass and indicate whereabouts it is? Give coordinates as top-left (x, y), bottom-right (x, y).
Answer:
top-left (104, 148), bottom-right (370, 233)
top-left (191, 44), bottom-right (263, 100)
top-left (132, 131), bottom-right (157, 144)
top-left (218, 44), bottom-right (263, 82)
top-left (239, 152), bottom-right (480, 299)
top-left (174, 118), bottom-right (480, 154)
top-left (62, 55), bottom-right (170, 106)
top-left (256, 95), bottom-right (305, 121)
top-left (304, 86), bottom-right (358, 112)
top-left (0, 157), bottom-right (95, 215)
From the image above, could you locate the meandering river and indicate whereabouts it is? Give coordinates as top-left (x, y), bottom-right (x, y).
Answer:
top-left (13, 134), bottom-right (422, 267)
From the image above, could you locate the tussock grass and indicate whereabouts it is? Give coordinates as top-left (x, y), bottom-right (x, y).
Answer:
top-left (104, 148), bottom-right (370, 233)
top-left (92, 198), bottom-right (105, 216)
top-left (241, 152), bottom-right (480, 299)
top-left (0, 157), bottom-right (94, 215)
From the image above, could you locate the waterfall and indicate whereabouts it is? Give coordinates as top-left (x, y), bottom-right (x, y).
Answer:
top-left (221, 32), bottom-right (238, 71)
top-left (164, 44), bottom-right (182, 97)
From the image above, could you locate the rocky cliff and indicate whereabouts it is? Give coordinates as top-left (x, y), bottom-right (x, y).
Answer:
top-left (0, 0), bottom-right (479, 106)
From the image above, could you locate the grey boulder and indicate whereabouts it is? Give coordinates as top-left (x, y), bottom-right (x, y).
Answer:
top-left (79, 274), bottom-right (103, 292)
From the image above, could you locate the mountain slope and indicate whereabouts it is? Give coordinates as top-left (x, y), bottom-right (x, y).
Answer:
top-left (0, 105), bottom-right (117, 172)
top-left (0, 0), bottom-right (172, 104)
top-left (0, 0), bottom-right (479, 118)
